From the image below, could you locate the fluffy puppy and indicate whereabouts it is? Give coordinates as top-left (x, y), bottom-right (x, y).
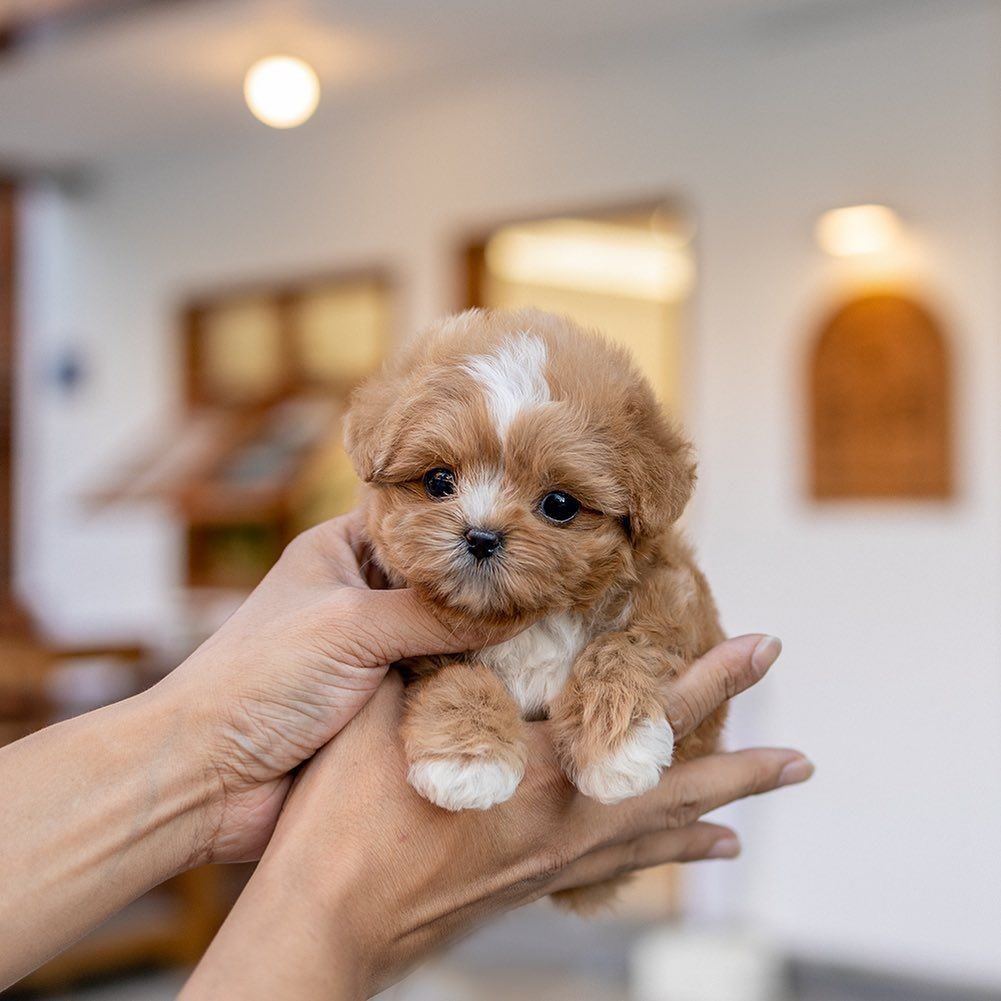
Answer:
top-left (344, 308), bottom-right (725, 910)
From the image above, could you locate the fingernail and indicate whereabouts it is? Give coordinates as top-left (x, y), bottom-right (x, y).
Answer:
top-left (778, 758), bottom-right (815, 787)
top-left (752, 635), bottom-right (782, 676)
top-left (707, 837), bottom-right (741, 859)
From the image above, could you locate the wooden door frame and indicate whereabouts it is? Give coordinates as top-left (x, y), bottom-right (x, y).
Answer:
top-left (0, 177), bottom-right (23, 632)
top-left (455, 195), bottom-right (698, 425)
top-left (456, 195), bottom-right (690, 308)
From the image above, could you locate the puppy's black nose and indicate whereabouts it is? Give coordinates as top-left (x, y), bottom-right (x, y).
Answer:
top-left (464, 527), bottom-right (503, 561)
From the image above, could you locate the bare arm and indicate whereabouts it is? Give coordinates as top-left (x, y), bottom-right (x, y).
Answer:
top-left (0, 512), bottom-right (509, 989)
top-left (0, 688), bottom-right (214, 983)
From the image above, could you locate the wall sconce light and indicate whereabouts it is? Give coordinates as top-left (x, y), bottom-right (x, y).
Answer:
top-left (815, 204), bottom-right (903, 257)
top-left (244, 55), bottom-right (320, 129)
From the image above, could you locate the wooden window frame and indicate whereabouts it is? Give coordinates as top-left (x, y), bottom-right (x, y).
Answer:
top-left (182, 266), bottom-right (393, 408)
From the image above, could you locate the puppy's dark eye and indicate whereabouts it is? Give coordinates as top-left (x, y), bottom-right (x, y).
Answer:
top-left (423, 467), bottom-right (457, 499)
top-left (540, 491), bottom-right (581, 524)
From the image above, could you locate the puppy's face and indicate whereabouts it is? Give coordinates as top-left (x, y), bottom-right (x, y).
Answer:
top-left (345, 310), bottom-right (695, 625)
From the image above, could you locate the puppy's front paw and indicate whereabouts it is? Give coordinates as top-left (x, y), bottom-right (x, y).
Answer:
top-left (575, 718), bottom-right (675, 805)
top-left (408, 754), bottom-right (524, 811)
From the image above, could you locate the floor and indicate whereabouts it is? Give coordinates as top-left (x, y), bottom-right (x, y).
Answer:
top-left (32, 964), bottom-right (1001, 1001)
top-left (22, 905), bottom-right (1001, 1001)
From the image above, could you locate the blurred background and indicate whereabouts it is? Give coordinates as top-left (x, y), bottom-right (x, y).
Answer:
top-left (1, 1), bottom-right (1000, 999)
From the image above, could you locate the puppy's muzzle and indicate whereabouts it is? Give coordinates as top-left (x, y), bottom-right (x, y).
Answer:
top-left (464, 527), bottom-right (503, 562)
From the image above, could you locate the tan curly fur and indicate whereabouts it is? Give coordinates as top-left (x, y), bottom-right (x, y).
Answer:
top-left (344, 308), bottom-right (726, 912)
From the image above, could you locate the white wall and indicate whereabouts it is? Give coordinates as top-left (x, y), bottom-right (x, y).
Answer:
top-left (18, 2), bottom-right (1001, 985)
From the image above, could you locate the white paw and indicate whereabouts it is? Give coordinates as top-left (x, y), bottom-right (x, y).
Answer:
top-left (408, 755), bottom-right (524, 811)
top-left (575, 718), bottom-right (675, 805)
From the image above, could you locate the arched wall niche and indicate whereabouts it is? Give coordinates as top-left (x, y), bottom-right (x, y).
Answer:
top-left (809, 292), bottom-right (953, 500)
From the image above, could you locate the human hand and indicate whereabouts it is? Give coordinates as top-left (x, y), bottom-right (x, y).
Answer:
top-left (157, 510), bottom-right (514, 865)
top-left (0, 509), bottom-right (520, 989)
top-left (182, 634), bottom-right (812, 1000)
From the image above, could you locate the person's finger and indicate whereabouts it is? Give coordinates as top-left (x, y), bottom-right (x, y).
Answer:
top-left (666, 634), bottom-right (782, 740)
top-left (325, 511), bottom-right (378, 582)
top-left (336, 587), bottom-right (527, 665)
top-left (567, 748), bottom-right (813, 852)
top-left (547, 822), bottom-right (739, 893)
top-left (281, 513), bottom-right (370, 588)
top-left (339, 507), bottom-right (371, 559)
top-left (321, 509), bottom-right (400, 591)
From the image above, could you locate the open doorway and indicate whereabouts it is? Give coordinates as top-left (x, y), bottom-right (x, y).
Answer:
top-left (461, 200), bottom-right (696, 421)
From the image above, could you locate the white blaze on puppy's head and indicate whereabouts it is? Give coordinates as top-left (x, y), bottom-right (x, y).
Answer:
top-left (462, 333), bottom-right (550, 442)
top-left (457, 332), bottom-right (550, 528)
top-left (461, 470), bottom-right (506, 526)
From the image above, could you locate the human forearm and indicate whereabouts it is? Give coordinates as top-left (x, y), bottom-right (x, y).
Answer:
top-left (0, 684), bottom-right (216, 987)
top-left (180, 857), bottom-right (366, 1001)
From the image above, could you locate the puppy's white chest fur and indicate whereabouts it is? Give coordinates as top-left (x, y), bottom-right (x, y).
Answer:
top-left (480, 613), bottom-right (590, 718)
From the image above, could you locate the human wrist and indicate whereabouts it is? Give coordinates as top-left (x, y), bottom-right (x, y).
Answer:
top-left (268, 833), bottom-right (381, 974)
top-left (184, 849), bottom-right (372, 1001)
top-left (129, 673), bottom-right (226, 872)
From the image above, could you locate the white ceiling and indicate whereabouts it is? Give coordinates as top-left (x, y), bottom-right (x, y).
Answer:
top-left (0, 0), bottom-right (883, 169)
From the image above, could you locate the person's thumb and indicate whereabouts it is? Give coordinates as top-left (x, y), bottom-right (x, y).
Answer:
top-left (337, 587), bottom-right (523, 666)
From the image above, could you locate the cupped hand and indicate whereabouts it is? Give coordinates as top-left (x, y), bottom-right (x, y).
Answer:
top-left (182, 633), bottom-right (812, 1001)
top-left (160, 510), bottom-right (515, 865)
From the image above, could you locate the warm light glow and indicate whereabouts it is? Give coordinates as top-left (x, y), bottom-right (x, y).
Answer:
top-left (649, 203), bottom-right (697, 250)
top-left (486, 219), bottom-right (694, 302)
top-left (815, 204), bottom-right (903, 257)
top-left (244, 55), bottom-right (320, 129)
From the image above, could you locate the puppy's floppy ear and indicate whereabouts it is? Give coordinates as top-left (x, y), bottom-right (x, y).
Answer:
top-left (621, 396), bottom-right (696, 544)
top-left (343, 369), bottom-right (404, 483)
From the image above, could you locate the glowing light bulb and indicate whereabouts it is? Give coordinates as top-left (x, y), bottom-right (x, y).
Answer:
top-left (815, 204), bottom-right (903, 257)
top-left (244, 55), bottom-right (320, 129)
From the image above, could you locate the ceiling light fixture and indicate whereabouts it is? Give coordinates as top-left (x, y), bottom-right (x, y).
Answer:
top-left (244, 55), bottom-right (320, 129)
top-left (815, 204), bottom-right (903, 258)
